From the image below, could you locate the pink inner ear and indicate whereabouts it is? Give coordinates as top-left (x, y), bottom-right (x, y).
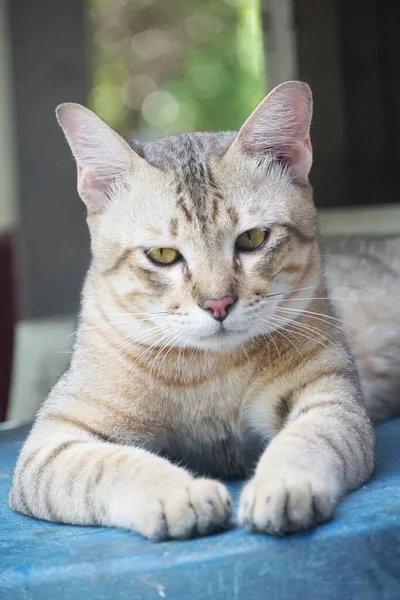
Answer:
top-left (238, 83), bottom-right (313, 176)
top-left (77, 168), bottom-right (115, 214)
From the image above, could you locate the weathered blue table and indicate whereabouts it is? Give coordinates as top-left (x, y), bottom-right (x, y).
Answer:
top-left (1, 422), bottom-right (400, 600)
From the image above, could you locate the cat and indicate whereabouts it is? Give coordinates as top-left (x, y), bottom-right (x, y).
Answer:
top-left (9, 81), bottom-right (379, 540)
top-left (323, 235), bottom-right (400, 423)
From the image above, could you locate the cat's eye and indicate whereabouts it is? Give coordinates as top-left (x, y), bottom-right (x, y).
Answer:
top-left (235, 228), bottom-right (268, 252)
top-left (146, 248), bottom-right (181, 265)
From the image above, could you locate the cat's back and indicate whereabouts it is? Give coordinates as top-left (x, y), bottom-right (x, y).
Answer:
top-left (323, 235), bottom-right (400, 280)
top-left (322, 234), bottom-right (400, 421)
top-left (322, 234), bottom-right (400, 323)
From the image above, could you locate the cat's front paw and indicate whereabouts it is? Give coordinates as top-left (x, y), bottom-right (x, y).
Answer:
top-left (140, 479), bottom-right (232, 541)
top-left (238, 471), bottom-right (336, 535)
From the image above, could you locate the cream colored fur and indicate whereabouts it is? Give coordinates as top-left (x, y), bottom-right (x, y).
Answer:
top-left (9, 82), bottom-right (377, 540)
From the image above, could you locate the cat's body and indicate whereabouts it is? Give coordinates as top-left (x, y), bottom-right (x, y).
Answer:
top-left (324, 235), bottom-right (400, 423)
top-left (9, 82), bottom-right (384, 540)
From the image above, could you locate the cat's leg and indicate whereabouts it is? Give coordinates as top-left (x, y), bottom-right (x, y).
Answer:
top-left (9, 417), bottom-right (232, 541)
top-left (239, 375), bottom-right (375, 534)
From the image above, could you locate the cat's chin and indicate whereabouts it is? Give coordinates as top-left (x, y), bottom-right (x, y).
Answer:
top-left (187, 328), bottom-right (256, 352)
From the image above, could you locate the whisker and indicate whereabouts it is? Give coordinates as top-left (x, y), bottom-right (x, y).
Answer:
top-left (149, 330), bottom-right (181, 376)
top-left (269, 314), bottom-right (345, 357)
top-left (273, 313), bottom-right (339, 346)
top-left (257, 318), bottom-right (301, 356)
top-left (265, 284), bottom-right (379, 300)
top-left (275, 307), bottom-right (355, 341)
top-left (100, 324), bottom-right (172, 366)
top-left (269, 316), bottom-right (332, 353)
top-left (276, 296), bottom-right (391, 305)
top-left (253, 318), bottom-right (281, 359)
top-left (70, 318), bottom-right (150, 338)
top-left (276, 305), bottom-right (348, 324)
top-left (153, 331), bottom-right (186, 375)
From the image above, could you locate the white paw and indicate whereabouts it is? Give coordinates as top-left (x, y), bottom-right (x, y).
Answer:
top-left (238, 471), bottom-right (336, 535)
top-left (139, 479), bottom-right (232, 541)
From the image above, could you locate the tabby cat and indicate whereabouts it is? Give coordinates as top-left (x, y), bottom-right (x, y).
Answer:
top-left (11, 81), bottom-right (390, 541)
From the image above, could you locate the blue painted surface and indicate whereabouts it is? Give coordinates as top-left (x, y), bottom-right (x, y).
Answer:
top-left (1, 422), bottom-right (400, 600)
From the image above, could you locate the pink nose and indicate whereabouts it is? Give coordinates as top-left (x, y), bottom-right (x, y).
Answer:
top-left (200, 294), bottom-right (237, 321)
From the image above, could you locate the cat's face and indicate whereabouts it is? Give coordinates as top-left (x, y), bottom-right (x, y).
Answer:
top-left (57, 81), bottom-right (320, 351)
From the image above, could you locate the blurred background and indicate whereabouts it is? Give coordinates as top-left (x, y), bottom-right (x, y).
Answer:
top-left (1, 0), bottom-right (400, 423)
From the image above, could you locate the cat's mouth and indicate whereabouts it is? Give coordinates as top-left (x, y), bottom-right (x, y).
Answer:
top-left (199, 326), bottom-right (227, 339)
top-left (214, 325), bottom-right (228, 337)
top-left (200, 323), bottom-right (245, 339)
top-left (188, 321), bottom-right (255, 350)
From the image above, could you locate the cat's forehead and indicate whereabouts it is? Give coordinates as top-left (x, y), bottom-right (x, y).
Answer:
top-left (137, 131), bottom-right (236, 169)
top-left (116, 130), bottom-right (302, 243)
top-left (131, 131), bottom-right (244, 234)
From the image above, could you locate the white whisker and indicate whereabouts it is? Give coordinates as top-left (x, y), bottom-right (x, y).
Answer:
top-left (275, 306), bottom-right (355, 340)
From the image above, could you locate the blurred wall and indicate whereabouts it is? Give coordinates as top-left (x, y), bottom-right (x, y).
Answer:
top-left (7, 0), bottom-right (90, 320)
top-left (0, 0), bottom-right (16, 236)
top-left (0, 0), bottom-right (16, 420)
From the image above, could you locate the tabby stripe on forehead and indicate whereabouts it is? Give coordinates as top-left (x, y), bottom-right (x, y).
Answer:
top-left (175, 181), bottom-right (183, 195)
top-left (177, 197), bottom-right (193, 223)
top-left (212, 197), bottom-right (219, 220)
top-left (227, 207), bottom-right (239, 226)
top-left (205, 164), bottom-right (218, 190)
top-left (206, 165), bottom-right (224, 200)
top-left (170, 218), bottom-right (178, 237)
top-left (104, 248), bottom-right (133, 276)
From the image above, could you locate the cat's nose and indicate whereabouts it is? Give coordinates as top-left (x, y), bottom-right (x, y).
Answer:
top-left (199, 293), bottom-right (238, 321)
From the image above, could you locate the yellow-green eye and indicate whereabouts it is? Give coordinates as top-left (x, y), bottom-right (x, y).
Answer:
top-left (146, 248), bottom-right (180, 265)
top-left (235, 228), bottom-right (268, 251)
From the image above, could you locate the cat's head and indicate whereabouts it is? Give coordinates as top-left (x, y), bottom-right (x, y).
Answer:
top-left (57, 81), bottom-right (320, 352)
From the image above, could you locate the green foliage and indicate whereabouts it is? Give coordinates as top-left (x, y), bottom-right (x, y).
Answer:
top-left (89, 0), bottom-right (265, 135)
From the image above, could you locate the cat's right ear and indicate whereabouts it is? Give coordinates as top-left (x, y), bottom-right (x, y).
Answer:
top-left (225, 81), bottom-right (313, 182)
top-left (56, 103), bottom-right (142, 214)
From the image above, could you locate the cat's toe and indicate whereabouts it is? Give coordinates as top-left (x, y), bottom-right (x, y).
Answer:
top-left (136, 499), bottom-right (171, 542)
top-left (188, 478), bottom-right (232, 535)
top-left (136, 479), bottom-right (232, 541)
top-left (164, 479), bottom-right (232, 539)
top-left (163, 487), bottom-right (197, 539)
top-left (239, 473), bottom-right (336, 535)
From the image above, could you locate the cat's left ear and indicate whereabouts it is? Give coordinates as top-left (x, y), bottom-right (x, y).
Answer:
top-left (56, 103), bottom-right (144, 214)
top-left (228, 81), bottom-right (313, 181)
